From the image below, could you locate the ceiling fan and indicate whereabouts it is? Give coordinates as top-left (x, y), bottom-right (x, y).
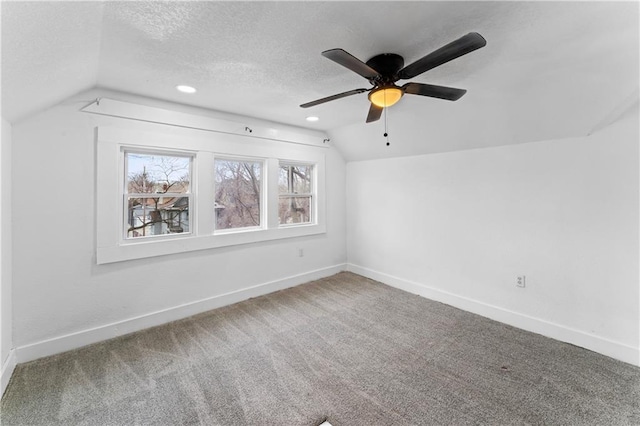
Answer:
top-left (300, 32), bottom-right (486, 123)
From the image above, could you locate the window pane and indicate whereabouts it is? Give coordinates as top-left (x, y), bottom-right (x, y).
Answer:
top-left (292, 165), bottom-right (312, 194)
top-left (215, 159), bottom-right (262, 230)
top-left (278, 166), bottom-right (289, 193)
top-left (126, 153), bottom-right (190, 194)
top-left (127, 196), bottom-right (190, 238)
top-left (279, 196), bottom-right (311, 224)
top-left (279, 165), bottom-right (312, 194)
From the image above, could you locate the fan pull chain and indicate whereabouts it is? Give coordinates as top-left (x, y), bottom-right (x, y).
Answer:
top-left (383, 92), bottom-right (390, 146)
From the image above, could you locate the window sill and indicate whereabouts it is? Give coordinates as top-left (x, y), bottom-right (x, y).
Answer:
top-left (97, 222), bottom-right (326, 264)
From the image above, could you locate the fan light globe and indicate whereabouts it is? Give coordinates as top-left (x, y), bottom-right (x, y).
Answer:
top-left (369, 86), bottom-right (403, 108)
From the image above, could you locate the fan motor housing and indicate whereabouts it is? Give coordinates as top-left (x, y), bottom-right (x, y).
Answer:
top-left (366, 53), bottom-right (404, 81)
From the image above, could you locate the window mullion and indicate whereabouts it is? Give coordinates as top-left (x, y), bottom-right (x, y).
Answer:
top-left (267, 158), bottom-right (280, 229)
top-left (197, 151), bottom-right (214, 235)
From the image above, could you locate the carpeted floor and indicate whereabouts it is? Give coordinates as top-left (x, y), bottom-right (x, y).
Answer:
top-left (2, 272), bottom-right (639, 425)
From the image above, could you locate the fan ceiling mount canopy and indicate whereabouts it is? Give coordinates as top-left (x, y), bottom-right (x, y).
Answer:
top-left (300, 32), bottom-right (487, 123)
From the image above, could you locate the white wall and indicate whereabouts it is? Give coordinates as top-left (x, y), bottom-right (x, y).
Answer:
top-left (347, 105), bottom-right (640, 365)
top-left (1, 116), bottom-right (15, 392)
top-left (10, 89), bottom-right (346, 360)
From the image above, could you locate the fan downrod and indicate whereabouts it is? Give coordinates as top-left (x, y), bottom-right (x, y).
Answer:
top-left (365, 53), bottom-right (404, 83)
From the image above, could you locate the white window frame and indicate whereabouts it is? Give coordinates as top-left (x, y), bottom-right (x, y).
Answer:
top-left (122, 148), bottom-right (195, 242)
top-left (278, 161), bottom-right (315, 227)
top-left (96, 126), bottom-right (326, 264)
top-left (213, 155), bottom-right (266, 234)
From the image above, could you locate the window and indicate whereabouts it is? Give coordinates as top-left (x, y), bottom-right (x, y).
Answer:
top-left (214, 158), bottom-right (263, 231)
top-left (124, 151), bottom-right (192, 239)
top-left (96, 126), bottom-right (326, 264)
top-left (279, 163), bottom-right (313, 225)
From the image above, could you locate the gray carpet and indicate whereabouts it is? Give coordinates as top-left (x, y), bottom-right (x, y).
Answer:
top-left (2, 272), bottom-right (639, 425)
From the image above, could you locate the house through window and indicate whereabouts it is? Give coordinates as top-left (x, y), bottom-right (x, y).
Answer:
top-left (124, 151), bottom-right (192, 239)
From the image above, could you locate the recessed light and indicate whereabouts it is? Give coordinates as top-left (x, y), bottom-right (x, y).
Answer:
top-left (306, 116), bottom-right (319, 122)
top-left (176, 85), bottom-right (197, 94)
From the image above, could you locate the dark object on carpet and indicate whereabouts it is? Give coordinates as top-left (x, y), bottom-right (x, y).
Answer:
top-left (2, 272), bottom-right (639, 425)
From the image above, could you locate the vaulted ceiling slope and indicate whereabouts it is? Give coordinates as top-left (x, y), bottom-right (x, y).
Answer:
top-left (2, 2), bottom-right (638, 161)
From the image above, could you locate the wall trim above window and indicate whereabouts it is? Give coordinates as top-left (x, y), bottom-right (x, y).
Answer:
top-left (83, 98), bottom-right (329, 148)
top-left (96, 126), bottom-right (326, 264)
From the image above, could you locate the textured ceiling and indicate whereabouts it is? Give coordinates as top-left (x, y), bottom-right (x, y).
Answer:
top-left (2, 1), bottom-right (638, 161)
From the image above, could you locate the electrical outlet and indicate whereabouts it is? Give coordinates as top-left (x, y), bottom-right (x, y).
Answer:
top-left (516, 275), bottom-right (526, 288)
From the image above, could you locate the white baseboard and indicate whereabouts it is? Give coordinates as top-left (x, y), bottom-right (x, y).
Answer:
top-left (1, 349), bottom-right (16, 398)
top-left (347, 263), bottom-right (640, 367)
top-left (16, 264), bottom-right (346, 364)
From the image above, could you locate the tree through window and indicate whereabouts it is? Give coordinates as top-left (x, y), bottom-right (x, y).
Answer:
top-left (279, 163), bottom-right (313, 225)
top-left (214, 158), bottom-right (262, 230)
